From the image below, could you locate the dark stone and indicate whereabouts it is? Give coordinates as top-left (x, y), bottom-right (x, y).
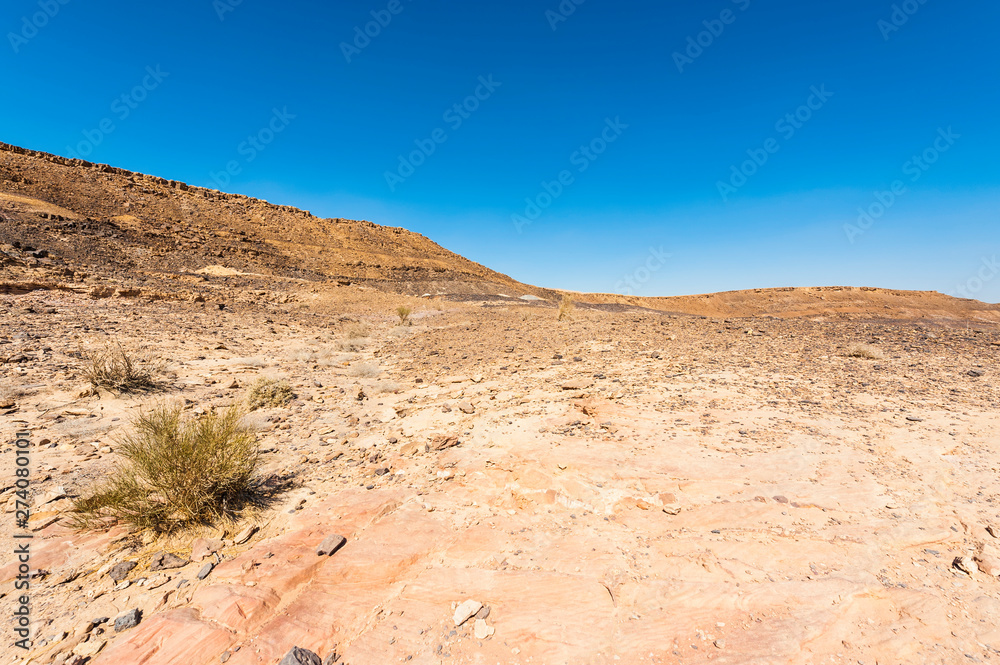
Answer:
top-left (316, 534), bottom-right (347, 556)
top-left (114, 608), bottom-right (142, 632)
top-left (278, 646), bottom-right (322, 665)
top-left (322, 652), bottom-right (341, 665)
top-left (150, 551), bottom-right (189, 571)
top-left (197, 562), bottom-right (215, 580)
top-left (108, 561), bottom-right (137, 582)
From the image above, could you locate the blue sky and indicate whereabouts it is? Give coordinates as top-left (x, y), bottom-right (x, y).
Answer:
top-left (3, 0), bottom-right (998, 301)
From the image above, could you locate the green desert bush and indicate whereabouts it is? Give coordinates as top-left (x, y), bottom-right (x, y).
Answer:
top-left (396, 306), bottom-right (412, 326)
top-left (82, 342), bottom-right (160, 394)
top-left (246, 377), bottom-right (295, 410)
top-left (71, 405), bottom-right (260, 533)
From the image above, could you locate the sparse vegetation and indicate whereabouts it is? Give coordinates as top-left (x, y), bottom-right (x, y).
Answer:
top-left (342, 322), bottom-right (370, 339)
top-left (845, 344), bottom-right (884, 360)
top-left (346, 362), bottom-right (381, 378)
top-left (246, 377), bottom-right (295, 410)
top-left (335, 321), bottom-right (371, 352)
top-left (81, 342), bottom-right (160, 394)
top-left (557, 296), bottom-right (575, 321)
top-left (71, 405), bottom-right (261, 533)
top-left (396, 306), bottom-right (412, 326)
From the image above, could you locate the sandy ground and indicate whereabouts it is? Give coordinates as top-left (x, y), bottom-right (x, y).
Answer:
top-left (1, 289), bottom-right (999, 665)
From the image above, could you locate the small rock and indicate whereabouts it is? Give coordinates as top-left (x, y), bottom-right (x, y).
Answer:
top-left (974, 555), bottom-right (1000, 577)
top-left (662, 504), bottom-right (682, 516)
top-left (220, 651), bottom-right (232, 663)
top-left (322, 651), bottom-right (341, 665)
top-left (114, 608), bottom-right (142, 632)
top-left (73, 639), bottom-right (106, 657)
top-left (561, 378), bottom-right (593, 391)
top-left (714, 639), bottom-right (726, 649)
top-left (457, 402), bottom-right (475, 414)
top-left (474, 618), bottom-right (495, 639)
top-left (453, 599), bottom-right (483, 626)
top-left (149, 551), bottom-right (189, 571)
top-left (108, 561), bottom-right (137, 582)
top-left (197, 562), bottom-right (215, 580)
top-left (475, 605), bottom-right (491, 620)
top-left (233, 525), bottom-right (258, 545)
top-left (988, 525), bottom-right (998, 538)
top-left (316, 534), bottom-right (347, 556)
top-left (905, 416), bottom-right (924, 422)
top-left (954, 556), bottom-right (978, 575)
top-left (191, 537), bottom-right (224, 561)
top-left (968, 369), bottom-right (984, 378)
top-left (279, 646), bottom-right (322, 665)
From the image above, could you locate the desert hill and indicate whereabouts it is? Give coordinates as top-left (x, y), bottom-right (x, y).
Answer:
top-left (2, 140), bottom-right (998, 326)
top-left (0, 141), bottom-right (545, 300)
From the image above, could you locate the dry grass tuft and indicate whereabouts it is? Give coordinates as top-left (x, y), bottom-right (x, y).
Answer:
top-left (557, 296), bottom-right (575, 321)
top-left (845, 344), bottom-right (885, 360)
top-left (346, 362), bottom-right (382, 378)
top-left (396, 306), bottom-right (412, 326)
top-left (70, 405), bottom-right (261, 533)
top-left (246, 377), bottom-right (295, 410)
top-left (342, 322), bottom-right (370, 339)
top-left (82, 342), bottom-right (160, 394)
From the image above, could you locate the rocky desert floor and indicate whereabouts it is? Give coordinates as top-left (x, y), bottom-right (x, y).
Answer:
top-left (2, 287), bottom-right (999, 665)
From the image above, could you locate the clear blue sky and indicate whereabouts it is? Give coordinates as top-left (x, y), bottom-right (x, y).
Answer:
top-left (3, 0), bottom-right (998, 301)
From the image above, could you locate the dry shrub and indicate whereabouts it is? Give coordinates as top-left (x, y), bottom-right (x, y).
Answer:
top-left (346, 362), bottom-right (381, 378)
top-left (82, 342), bottom-right (160, 393)
top-left (246, 377), bottom-right (295, 410)
top-left (845, 344), bottom-right (884, 360)
top-left (287, 343), bottom-right (348, 366)
top-left (372, 380), bottom-right (402, 394)
top-left (70, 405), bottom-right (260, 533)
top-left (557, 296), bottom-right (575, 321)
top-left (342, 322), bottom-right (369, 339)
top-left (396, 306), bottom-right (412, 326)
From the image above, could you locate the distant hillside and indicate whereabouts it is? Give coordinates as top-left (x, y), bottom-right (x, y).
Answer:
top-left (0, 142), bottom-right (545, 296)
top-left (2, 140), bottom-right (998, 325)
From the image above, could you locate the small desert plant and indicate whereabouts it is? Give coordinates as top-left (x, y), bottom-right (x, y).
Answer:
top-left (245, 377), bottom-right (295, 410)
top-left (342, 322), bottom-right (370, 339)
top-left (557, 296), bottom-right (575, 321)
top-left (71, 405), bottom-right (260, 533)
top-left (396, 306), bottom-right (412, 326)
top-left (845, 344), bottom-right (884, 360)
top-left (82, 342), bottom-right (159, 393)
top-left (346, 362), bottom-right (381, 378)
